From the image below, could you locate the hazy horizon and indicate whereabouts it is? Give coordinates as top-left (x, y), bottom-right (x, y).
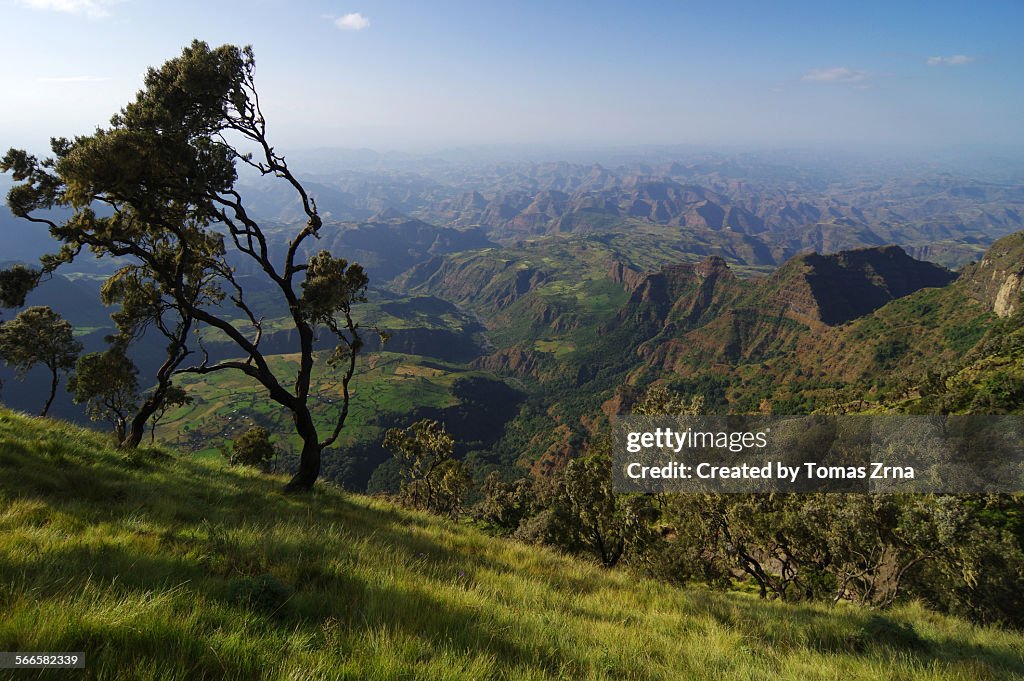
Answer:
top-left (1, 0), bottom-right (1022, 156)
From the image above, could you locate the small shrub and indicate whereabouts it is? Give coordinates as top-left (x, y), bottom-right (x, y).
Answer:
top-left (384, 419), bottom-right (469, 516)
top-left (221, 426), bottom-right (277, 470)
top-left (470, 472), bottom-right (536, 534)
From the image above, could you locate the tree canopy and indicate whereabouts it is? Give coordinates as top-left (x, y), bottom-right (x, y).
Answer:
top-left (1, 40), bottom-right (372, 489)
top-left (384, 419), bottom-right (468, 515)
top-left (0, 305), bottom-right (81, 416)
top-left (68, 346), bottom-right (140, 441)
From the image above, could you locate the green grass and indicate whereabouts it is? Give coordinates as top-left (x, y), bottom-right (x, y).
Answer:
top-left (157, 351), bottom-right (487, 456)
top-left (1, 409), bottom-right (1023, 680)
top-left (534, 339), bottom-right (577, 358)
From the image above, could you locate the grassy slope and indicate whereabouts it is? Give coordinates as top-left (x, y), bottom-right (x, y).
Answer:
top-left (1, 410), bottom-right (1023, 681)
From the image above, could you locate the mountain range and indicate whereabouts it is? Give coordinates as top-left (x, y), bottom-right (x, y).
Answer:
top-left (3, 155), bottom-right (1024, 489)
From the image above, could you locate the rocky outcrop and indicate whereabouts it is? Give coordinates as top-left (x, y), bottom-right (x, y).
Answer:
top-left (629, 244), bottom-right (962, 380)
top-left (607, 260), bottom-right (645, 291)
top-left (960, 231), bottom-right (1024, 318)
top-left (528, 424), bottom-right (574, 479)
top-left (615, 255), bottom-right (740, 330)
top-left (765, 245), bottom-right (956, 326)
top-left (995, 274), bottom-right (1023, 317)
top-left (473, 344), bottom-right (544, 379)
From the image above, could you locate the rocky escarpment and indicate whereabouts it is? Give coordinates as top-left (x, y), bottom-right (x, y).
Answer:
top-left (764, 245), bottom-right (956, 326)
top-left (473, 343), bottom-right (546, 379)
top-left (612, 255), bottom-right (743, 331)
top-left (629, 245), bottom-right (960, 380)
top-left (607, 260), bottom-right (646, 291)
top-left (960, 231), bottom-right (1024, 318)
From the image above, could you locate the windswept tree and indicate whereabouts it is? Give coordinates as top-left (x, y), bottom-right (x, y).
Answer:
top-left (1, 41), bottom-right (374, 490)
top-left (0, 305), bottom-right (81, 416)
top-left (99, 266), bottom-right (199, 449)
top-left (68, 346), bottom-right (140, 441)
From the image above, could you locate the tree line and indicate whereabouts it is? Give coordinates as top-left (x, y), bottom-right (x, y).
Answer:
top-left (371, 387), bottom-right (1024, 630)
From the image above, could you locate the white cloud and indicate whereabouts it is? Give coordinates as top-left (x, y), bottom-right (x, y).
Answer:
top-left (927, 55), bottom-right (974, 66)
top-left (36, 75), bottom-right (110, 83)
top-left (18, 0), bottom-right (115, 18)
top-left (801, 67), bottom-right (868, 83)
top-left (334, 12), bottom-right (370, 31)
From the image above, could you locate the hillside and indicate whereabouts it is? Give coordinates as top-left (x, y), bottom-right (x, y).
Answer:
top-left (621, 246), bottom-right (968, 403)
top-left (455, 237), bottom-right (1013, 468)
top-left (761, 245), bottom-right (956, 326)
top-left (139, 236), bottom-right (1015, 483)
top-left (2, 409), bottom-right (1023, 680)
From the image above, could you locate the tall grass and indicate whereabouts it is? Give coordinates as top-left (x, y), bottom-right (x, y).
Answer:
top-left (0, 408), bottom-right (1022, 680)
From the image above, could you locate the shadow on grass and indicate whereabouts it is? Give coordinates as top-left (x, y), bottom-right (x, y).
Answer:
top-left (0, 436), bottom-right (595, 674)
top-left (0, 532), bottom-right (588, 679)
top-left (3, 414), bottom-right (1023, 680)
top-left (692, 590), bottom-right (1024, 675)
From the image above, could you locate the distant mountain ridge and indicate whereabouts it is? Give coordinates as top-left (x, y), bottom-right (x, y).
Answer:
top-left (417, 167), bottom-right (1024, 267)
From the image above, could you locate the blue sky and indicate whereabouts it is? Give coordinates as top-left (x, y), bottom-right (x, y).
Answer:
top-left (1, 0), bottom-right (1021, 153)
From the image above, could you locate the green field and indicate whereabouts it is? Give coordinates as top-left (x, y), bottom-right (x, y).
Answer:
top-left (1, 409), bottom-right (1022, 680)
top-left (157, 351), bottom-right (492, 458)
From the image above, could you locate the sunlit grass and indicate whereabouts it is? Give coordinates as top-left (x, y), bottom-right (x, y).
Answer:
top-left (1, 408), bottom-right (1022, 680)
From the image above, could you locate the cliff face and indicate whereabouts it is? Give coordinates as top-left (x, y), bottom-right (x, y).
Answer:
top-left (960, 232), bottom-right (1024, 318)
top-left (473, 344), bottom-right (545, 379)
top-left (666, 256), bottom-right (740, 327)
top-left (607, 260), bottom-right (646, 291)
top-left (764, 245), bottom-right (956, 326)
top-left (626, 245), bottom-right (960, 379)
top-left (613, 255), bottom-right (741, 330)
